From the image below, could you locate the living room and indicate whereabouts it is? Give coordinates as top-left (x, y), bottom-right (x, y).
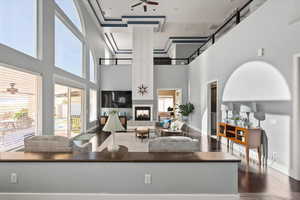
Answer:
top-left (0, 0), bottom-right (300, 200)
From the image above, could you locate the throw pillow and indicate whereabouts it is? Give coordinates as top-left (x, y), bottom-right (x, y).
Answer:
top-left (163, 119), bottom-right (171, 129)
top-left (176, 121), bottom-right (185, 130)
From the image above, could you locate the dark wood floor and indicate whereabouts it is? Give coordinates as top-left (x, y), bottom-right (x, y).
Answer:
top-left (197, 134), bottom-right (300, 200)
top-left (97, 129), bottom-right (300, 199)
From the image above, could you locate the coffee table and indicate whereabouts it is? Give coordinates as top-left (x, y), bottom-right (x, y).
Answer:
top-left (135, 128), bottom-right (150, 142)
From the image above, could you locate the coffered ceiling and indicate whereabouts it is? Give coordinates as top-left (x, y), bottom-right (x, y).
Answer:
top-left (85, 0), bottom-right (249, 56)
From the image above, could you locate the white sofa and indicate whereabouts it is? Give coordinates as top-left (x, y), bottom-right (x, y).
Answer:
top-left (24, 136), bottom-right (92, 153)
top-left (148, 136), bottom-right (200, 152)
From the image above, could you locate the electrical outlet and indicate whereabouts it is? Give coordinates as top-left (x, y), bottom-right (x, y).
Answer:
top-left (144, 174), bottom-right (152, 184)
top-left (10, 173), bottom-right (18, 184)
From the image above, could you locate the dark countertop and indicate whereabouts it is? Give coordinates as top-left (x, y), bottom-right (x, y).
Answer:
top-left (0, 152), bottom-right (240, 163)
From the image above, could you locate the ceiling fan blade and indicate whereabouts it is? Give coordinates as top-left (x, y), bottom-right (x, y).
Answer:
top-left (131, 2), bottom-right (142, 8)
top-left (146, 1), bottom-right (159, 5)
top-left (144, 5), bottom-right (147, 12)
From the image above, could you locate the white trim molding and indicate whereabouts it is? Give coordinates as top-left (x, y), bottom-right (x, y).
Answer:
top-left (0, 193), bottom-right (240, 200)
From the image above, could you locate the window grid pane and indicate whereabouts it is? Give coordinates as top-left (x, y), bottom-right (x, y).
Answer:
top-left (55, 16), bottom-right (83, 77)
top-left (0, 0), bottom-right (36, 57)
top-left (55, 0), bottom-right (82, 32)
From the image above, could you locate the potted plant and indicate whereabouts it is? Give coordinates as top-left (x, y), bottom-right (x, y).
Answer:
top-left (177, 103), bottom-right (195, 121)
top-left (231, 115), bottom-right (240, 126)
top-left (13, 109), bottom-right (28, 121)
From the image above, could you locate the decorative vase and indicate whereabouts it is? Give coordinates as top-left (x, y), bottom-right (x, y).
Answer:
top-left (182, 116), bottom-right (189, 122)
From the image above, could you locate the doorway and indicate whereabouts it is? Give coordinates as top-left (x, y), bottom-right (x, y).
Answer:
top-left (208, 81), bottom-right (218, 137)
top-left (54, 84), bottom-right (84, 138)
top-left (157, 89), bottom-right (182, 121)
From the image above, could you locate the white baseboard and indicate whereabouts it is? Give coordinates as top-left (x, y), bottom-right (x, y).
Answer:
top-left (0, 193), bottom-right (240, 200)
top-left (270, 162), bottom-right (289, 177)
top-left (218, 137), bottom-right (291, 177)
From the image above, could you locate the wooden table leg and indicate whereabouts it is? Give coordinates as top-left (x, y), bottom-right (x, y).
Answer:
top-left (246, 147), bottom-right (250, 165)
top-left (257, 147), bottom-right (261, 166)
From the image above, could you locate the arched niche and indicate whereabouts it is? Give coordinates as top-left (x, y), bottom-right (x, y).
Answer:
top-left (222, 61), bottom-right (291, 102)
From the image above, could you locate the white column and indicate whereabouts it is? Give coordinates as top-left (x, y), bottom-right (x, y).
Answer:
top-left (292, 55), bottom-right (300, 180)
top-left (40, 0), bottom-right (55, 135)
top-left (132, 27), bottom-right (154, 100)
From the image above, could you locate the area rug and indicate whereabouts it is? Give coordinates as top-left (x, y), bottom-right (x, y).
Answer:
top-left (97, 132), bottom-right (156, 152)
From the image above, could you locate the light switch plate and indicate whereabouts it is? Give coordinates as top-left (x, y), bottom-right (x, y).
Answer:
top-left (144, 174), bottom-right (152, 184)
top-left (10, 173), bottom-right (18, 184)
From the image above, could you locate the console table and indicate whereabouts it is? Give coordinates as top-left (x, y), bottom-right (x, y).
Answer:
top-left (218, 122), bottom-right (261, 165)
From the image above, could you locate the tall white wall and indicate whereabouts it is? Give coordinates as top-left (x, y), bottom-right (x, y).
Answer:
top-left (0, 0), bottom-right (105, 134)
top-left (188, 0), bottom-right (300, 179)
top-left (100, 65), bottom-right (189, 120)
top-left (290, 0), bottom-right (300, 24)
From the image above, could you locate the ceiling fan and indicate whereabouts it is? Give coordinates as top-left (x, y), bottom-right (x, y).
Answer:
top-left (0, 83), bottom-right (34, 96)
top-left (131, 0), bottom-right (159, 12)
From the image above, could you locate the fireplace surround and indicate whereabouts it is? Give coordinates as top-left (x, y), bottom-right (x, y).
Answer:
top-left (133, 105), bottom-right (153, 121)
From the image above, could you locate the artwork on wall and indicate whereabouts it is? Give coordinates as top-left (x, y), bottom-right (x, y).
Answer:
top-left (137, 84), bottom-right (148, 96)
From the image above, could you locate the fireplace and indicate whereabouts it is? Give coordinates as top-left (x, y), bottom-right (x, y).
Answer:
top-left (134, 106), bottom-right (151, 121)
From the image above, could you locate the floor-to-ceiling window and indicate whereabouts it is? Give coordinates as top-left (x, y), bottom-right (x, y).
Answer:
top-left (0, 0), bottom-right (99, 141)
top-left (54, 84), bottom-right (83, 138)
top-left (0, 66), bottom-right (41, 151)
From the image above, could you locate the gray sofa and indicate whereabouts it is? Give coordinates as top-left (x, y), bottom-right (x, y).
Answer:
top-left (24, 135), bottom-right (92, 153)
top-left (148, 136), bottom-right (200, 152)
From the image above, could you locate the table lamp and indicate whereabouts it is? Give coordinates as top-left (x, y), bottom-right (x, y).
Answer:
top-left (103, 111), bottom-right (125, 152)
top-left (240, 103), bottom-right (257, 123)
top-left (221, 104), bottom-right (229, 122)
top-left (240, 104), bottom-right (252, 122)
top-left (254, 112), bottom-right (266, 128)
top-left (221, 103), bottom-right (233, 123)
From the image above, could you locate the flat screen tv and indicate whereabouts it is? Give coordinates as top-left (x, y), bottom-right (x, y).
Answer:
top-left (101, 91), bottom-right (132, 108)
